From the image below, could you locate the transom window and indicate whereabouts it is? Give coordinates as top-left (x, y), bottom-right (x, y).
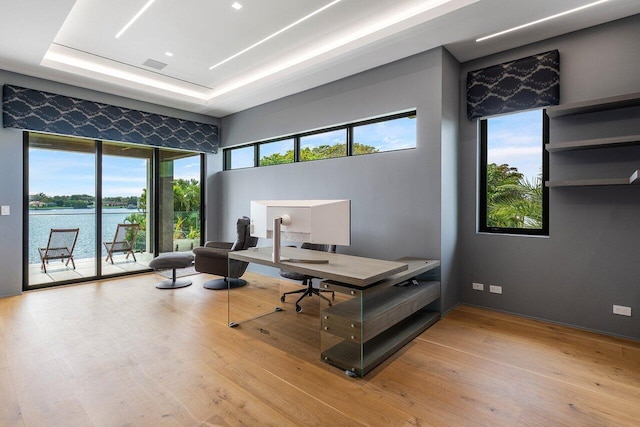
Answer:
top-left (224, 111), bottom-right (416, 170)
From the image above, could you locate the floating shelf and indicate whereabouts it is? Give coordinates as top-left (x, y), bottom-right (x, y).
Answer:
top-left (546, 92), bottom-right (640, 118)
top-left (546, 170), bottom-right (640, 187)
top-left (546, 135), bottom-right (640, 152)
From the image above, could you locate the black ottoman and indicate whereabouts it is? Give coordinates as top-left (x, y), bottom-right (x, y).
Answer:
top-left (149, 252), bottom-right (195, 289)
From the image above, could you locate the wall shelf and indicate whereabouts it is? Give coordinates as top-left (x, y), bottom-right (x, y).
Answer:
top-left (546, 92), bottom-right (640, 118)
top-left (546, 135), bottom-right (640, 152)
top-left (546, 92), bottom-right (640, 187)
top-left (546, 170), bottom-right (640, 187)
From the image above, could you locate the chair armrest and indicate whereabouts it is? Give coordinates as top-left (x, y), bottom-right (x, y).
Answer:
top-left (193, 246), bottom-right (231, 258)
top-left (203, 241), bottom-right (234, 250)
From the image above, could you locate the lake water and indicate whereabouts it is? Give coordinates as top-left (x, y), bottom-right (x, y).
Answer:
top-left (29, 208), bottom-right (142, 264)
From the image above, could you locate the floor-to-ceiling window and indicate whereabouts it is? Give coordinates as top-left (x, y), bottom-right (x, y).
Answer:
top-left (27, 134), bottom-right (98, 286)
top-left (25, 133), bottom-right (204, 289)
top-left (158, 149), bottom-right (203, 254)
top-left (101, 142), bottom-right (154, 275)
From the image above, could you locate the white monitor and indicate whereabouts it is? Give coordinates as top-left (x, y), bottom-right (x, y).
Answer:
top-left (250, 199), bottom-right (350, 263)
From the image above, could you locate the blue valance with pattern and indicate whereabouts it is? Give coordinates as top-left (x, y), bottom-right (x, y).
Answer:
top-left (2, 84), bottom-right (218, 153)
top-left (466, 50), bottom-right (560, 120)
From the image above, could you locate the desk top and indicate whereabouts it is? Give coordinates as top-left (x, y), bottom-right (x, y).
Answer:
top-left (229, 246), bottom-right (408, 287)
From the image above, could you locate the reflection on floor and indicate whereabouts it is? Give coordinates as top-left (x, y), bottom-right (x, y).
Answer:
top-left (28, 252), bottom-right (156, 285)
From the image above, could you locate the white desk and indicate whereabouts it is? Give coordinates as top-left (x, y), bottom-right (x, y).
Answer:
top-left (229, 246), bottom-right (409, 287)
top-left (227, 247), bottom-right (441, 377)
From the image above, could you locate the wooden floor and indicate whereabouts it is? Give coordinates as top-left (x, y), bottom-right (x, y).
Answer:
top-left (0, 271), bottom-right (639, 426)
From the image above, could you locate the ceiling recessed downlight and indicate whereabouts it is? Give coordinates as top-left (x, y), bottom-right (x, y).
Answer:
top-left (476, 0), bottom-right (610, 42)
top-left (165, 51), bottom-right (174, 57)
top-left (232, 2), bottom-right (243, 10)
top-left (115, 0), bottom-right (157, 39)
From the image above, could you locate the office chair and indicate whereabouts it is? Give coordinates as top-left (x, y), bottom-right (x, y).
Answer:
top-left (280, 243), bottom-right (336, 313)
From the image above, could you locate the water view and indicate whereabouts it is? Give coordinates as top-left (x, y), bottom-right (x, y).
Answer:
top-left (29, 208), bottom-right (143, 264)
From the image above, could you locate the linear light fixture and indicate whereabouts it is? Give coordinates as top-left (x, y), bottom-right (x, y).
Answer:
top-left (116, 0), bottom-right (157, 39)
top-left (209, 0), bottom-right (456, 99)
top-left (476, 0), bottom-right (610, 42)
top-left (209, 0), bottom-right (342, 71)
top-left (42, 46), bottom-right (211, 101)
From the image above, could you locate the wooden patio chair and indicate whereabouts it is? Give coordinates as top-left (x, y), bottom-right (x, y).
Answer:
top-left (38, 228), bottom-right (80, 273)
top-left (104, 223), bottom-right (140, 264)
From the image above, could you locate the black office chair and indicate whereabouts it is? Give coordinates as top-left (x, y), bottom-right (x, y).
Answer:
top-left (279, 243), bottom-right (336, 313)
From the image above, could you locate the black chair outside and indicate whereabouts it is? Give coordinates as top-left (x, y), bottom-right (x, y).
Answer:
top-left (104, 223), bottom-right (140, 264)
top-left (38, 228), bottom-right (80, 273)
top-left (193, 216), bottom-right (259, 290)
top-left (280, 243), bottom-right (336, 313)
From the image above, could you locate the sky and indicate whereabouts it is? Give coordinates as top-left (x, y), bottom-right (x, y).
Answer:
top-left (29, 150), bottom-right (200, 198)
top-left (487, 109), bottom-right (543, 181)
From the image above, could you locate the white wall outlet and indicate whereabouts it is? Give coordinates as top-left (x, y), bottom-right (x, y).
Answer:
top-left (489, 285), bottom-right (502, 294)
top-left (472, 282), bottom-right (484, 291)
top-left (1, 206), bottom-right (9, 216)
top-left (613, 305), bottom-right (632, 317)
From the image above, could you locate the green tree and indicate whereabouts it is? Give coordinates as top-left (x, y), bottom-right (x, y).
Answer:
top-left (486, 163), bottom-right (542, 228)
top-left (259, 142), bottom-right (379, 165)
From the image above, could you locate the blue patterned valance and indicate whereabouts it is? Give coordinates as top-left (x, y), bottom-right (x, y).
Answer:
top-left (466, 50), bottom-right (560, 120)
top-left (2, 84), bottom-right (218, 153)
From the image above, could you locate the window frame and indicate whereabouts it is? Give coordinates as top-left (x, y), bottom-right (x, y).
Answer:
top-left (223, 110), bottom-right (417, 170)
top-left (478, 109), bottom-right (549, 236)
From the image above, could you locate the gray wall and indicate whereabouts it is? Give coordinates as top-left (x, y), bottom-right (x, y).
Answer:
top-left (218, 47), bottom-right (460, 310)
top-left (0, 69), bottom-right (218, 297)
top-left (458, 15), bottom-right (640, 339)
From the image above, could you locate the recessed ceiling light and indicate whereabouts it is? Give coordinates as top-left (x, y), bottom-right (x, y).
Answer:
top-left (210, 0), bottom-right (341, 70)
top-left (232, 2), bottom-right (243, 10)
top-left (165, 51), bottom-right (174, 57)
top-left (116, 0), bottom-right (157, 39)
top-left (476, 0), bottom-right (610, 42)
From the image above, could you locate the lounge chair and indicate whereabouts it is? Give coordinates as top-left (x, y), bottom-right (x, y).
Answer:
top-left (104, 223), bottom-right (140, 264)
top-left (38, 228), bottom-right (80, 273)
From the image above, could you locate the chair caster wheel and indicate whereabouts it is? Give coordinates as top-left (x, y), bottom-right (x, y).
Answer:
top-left (280, 296), bottom-right (285, 302)
top-left (295, 305), bottom-right (302, 313)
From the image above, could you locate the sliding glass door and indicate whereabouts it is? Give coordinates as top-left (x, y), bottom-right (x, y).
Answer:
top-left (27, 134), bottom-right (97, 286)
top-left (101, 142), bottom-right (154, 275)
top-left (158, 149), bottom-right (203, 254)
top-left (25, 133), bottom-right (203, 289)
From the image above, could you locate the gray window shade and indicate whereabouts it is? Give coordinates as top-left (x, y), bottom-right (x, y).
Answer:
top-left (466, 50), bottom-right (560, 120)
top-left (2, 84), bottom-right (218, 153)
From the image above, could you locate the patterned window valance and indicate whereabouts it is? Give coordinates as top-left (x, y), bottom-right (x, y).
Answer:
top-left (466, 50), bottom-right (560, 120)
top-left (2, 84), bottom-right (218, 153)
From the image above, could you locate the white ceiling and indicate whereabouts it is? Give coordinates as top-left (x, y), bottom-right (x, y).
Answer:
top-left (1, 0), bottom-right (639, 117)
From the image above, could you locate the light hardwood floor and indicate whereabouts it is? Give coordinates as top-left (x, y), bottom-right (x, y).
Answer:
top-left (0, 271), bottom-right (639, 426)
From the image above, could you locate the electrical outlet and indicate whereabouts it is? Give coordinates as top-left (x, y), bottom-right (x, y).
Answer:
top-left (613, 305), bottom-right (632, 317)
top-left (472, 282), bottom-right (484, 291)
top-left (1, 206), bottom-right (9, 216)
top-left (489, 285), bottom-right (502, 294)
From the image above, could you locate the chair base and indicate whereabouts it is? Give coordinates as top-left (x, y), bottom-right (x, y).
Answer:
top-left (155, 278), bottom-right (192, 289)
top-left (203, 278), bottom-right (247, 290)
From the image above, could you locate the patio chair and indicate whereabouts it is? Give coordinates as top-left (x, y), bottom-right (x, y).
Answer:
top-left (38, 228), bottom-right (80, 273)
top-left (104, 223), bottom-right (140, 264)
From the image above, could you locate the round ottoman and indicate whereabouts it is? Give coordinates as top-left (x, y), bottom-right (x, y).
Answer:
top-left (149, 252), bottom-right (195, 289)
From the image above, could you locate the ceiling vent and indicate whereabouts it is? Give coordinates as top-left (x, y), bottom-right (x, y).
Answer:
top-left (143, 58), bottom-right (168, 70)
